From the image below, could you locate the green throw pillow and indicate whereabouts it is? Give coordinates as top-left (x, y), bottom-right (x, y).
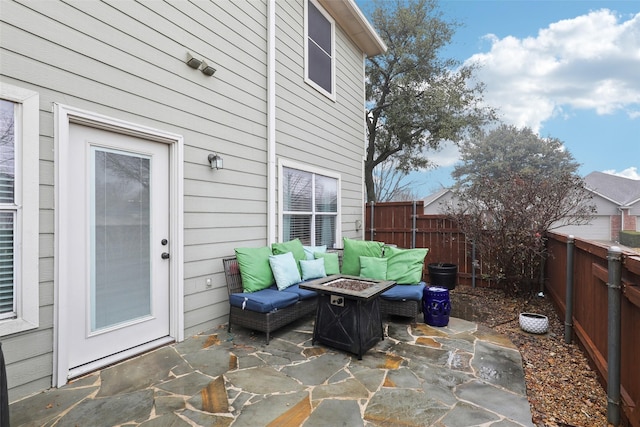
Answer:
top-left (384, 246), bottom-right (429, 284)
top-left (314, 251), bottom-right (340, 275)
top-left (359, 256), bottom-right (388, 280)
top-left (272, 239), bottom-right (306, 272)
top-left (341, 237), bottom-right (384, 276)
top-left (235, 246), bottom-right (275, 292)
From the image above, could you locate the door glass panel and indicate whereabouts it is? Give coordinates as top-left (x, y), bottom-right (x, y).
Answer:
top-left (0, 100), bottom-right (15, 203)
top-left (0, 212), bottom-right (15, 317)
top-left (91, 148), bottom-right (151, 331)
top-left (0, 100), bottom-right (15, 317)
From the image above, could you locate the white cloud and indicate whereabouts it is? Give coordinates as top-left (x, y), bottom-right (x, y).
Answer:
top-left (466, 9), bottom-right (640, 132)
top-left (603, 167), bottom-right (640, 180)
top-left (424, 141), bottom-right (461, 168)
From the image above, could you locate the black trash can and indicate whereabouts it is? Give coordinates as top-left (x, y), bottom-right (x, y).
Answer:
top-left (423, 286), bottom-right (451, 327)
top-left (428, 263), bottom-right (458, 290)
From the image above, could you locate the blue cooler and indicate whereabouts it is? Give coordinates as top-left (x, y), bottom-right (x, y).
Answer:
top-left (423, 286), bottom-right (451, 327)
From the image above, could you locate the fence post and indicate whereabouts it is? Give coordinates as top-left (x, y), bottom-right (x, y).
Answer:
top-left (472, 240), bottom-right (476, 289)
top-left (369, 201), bottom-right (375, 242)
top-left (564, 235), bottom-right (575, 344)
top-left (607, 245), bottom-right (622, 426)
top-left (411, 200), bottom-right (417, 249)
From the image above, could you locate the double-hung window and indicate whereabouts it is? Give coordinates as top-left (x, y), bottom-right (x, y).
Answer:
top-left (0, 83), bottom-right (39, 336)
top-left (305, 0), bottom-right (335, 99)
top-left (281, 163), bottom-right (340, 248)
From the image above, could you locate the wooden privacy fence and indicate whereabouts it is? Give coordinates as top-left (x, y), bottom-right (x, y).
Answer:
top-left (546, 232), bottom-right (640, 426)
top-left (365, 201), bottom-right (493, 287)
top-left (366, 201), bottom-right (640, 426)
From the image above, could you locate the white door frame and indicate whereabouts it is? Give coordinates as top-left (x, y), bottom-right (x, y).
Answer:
top-left (53, 104), bottom-right (184, 387)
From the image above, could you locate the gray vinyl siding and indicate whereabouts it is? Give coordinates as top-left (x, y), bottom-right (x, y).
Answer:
top-left (554, 216), bottom-right (612, 242)
top-left (1, 0), bottom-right (372, 402)
top-left (552, 194), bottom-right (618, 241)
top-left (1, 0), bottom-right (270, 401)
top-left (632, 200), bottom-right (640, 229)
top-left (423, 193), bottom-right (457, 215)
top-left (274, 1), bottom-right (366, 240)
top-left (590, 193), bottom-right (621, 216)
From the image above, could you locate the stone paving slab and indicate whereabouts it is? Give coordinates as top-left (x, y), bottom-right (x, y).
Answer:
top-left (9, 316), bottom-right (534, 426)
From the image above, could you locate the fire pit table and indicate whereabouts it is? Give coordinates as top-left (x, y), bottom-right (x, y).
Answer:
top-left (300, 275), bottom-right (396, 359)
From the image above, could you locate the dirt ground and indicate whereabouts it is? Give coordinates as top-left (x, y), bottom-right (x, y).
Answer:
top-left (449, 286), bottom-right (612, 427)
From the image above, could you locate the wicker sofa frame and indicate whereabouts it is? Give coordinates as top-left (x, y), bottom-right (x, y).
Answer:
top-left (379, 298), bottom-right (422, 325)
top-left (222, 248), bottom-right (424, 343)
top-left (222, 256), bottom-right (317, 344)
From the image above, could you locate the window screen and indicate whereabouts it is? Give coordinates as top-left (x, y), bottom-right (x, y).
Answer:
top-left (306, 0), bottom-right (333, 95)
top-left (283, 167), bottom-right (337, 247)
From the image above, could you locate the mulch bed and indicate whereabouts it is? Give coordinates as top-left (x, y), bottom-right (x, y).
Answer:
top-left (449, 286), bottom-right (612, 427)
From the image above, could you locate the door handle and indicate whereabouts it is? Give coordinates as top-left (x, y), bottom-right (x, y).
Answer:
top-left (161, 252), bottom-right (170, 259)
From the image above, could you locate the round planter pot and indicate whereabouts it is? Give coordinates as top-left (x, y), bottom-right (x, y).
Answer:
top-left (427, 263), bottom-right (458, 290)
top-left (519, 312), bottom-right (549, 334)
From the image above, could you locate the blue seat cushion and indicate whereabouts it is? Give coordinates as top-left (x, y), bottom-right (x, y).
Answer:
top-left (380, 282), bottom-right (425, 301)
top-left (277, 284), bottom-right (318, 301)
top-left (229, 289), bottom-right (299, 313)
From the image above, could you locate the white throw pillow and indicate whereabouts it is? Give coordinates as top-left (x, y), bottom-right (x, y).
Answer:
top-left (269, 252), bottom-right (302, 290)
top-left (300, 258), bottom-right (327, 280)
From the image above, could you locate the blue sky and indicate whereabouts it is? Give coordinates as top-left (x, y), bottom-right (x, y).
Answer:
top-left (357, 0), bottom-right (640, 197)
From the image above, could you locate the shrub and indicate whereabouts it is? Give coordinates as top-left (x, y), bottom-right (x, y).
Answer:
top-left (620, 230), bottom-right (640, 248)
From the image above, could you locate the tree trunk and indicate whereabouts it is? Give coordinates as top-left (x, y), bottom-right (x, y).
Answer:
top-left (364, 161), bottom-right (376, 202)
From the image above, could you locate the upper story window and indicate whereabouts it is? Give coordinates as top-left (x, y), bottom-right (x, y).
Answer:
top-left (0, 83), bottom-right (39, 336)
top-left (280, 161), bottom-right (340, 248)
top-left (305, 0), bottom-right (335, 100)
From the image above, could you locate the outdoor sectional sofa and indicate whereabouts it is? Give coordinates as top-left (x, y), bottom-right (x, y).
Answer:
top-left (222, 238), bottom-right (429, 344)
top-left (222, 256), bottom-right (317, 344)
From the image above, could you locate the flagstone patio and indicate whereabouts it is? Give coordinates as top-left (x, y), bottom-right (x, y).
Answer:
top-left (9, 315), bottom-right (534, 426)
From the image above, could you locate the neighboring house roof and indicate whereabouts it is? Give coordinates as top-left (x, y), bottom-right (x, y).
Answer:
top-left (319, 0), bottom-right (387, 56)
top-left (584, 171), bottom-right (640, 207)
top-left (422, 172), bottom-right (640, 209)
top-left (422, 188), bottom-right (452, 208)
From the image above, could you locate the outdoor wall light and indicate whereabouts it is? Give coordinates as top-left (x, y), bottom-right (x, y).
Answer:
top-left (186, 53), bottom-right (202, 69)
top-left (208, 153), bottom-right (223, 170)
top-left (200, 61), bottom-right (216, 76)
top-left (186, 52), bottom-right (216, 77)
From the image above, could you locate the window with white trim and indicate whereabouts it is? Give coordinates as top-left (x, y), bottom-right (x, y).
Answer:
top-left (281, 164), bottom-right (340, 248)
top-left (305, 0), bottom-right (335, 99)
top-left (0, 83), bottom-right (39, 336)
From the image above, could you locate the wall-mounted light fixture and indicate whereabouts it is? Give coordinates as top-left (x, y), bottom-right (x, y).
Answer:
top-left (200, 60), bottom-right (216, 76)
top-left (186, 53), bottom-right (202, 69)
top-left (186, 52), bottom-right (216, 77)
top-left (208, 153), bottom-right (223, 170)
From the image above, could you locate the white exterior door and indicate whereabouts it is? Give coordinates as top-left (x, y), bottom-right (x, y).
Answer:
top-left (65, 123), bottom-right (171, 372)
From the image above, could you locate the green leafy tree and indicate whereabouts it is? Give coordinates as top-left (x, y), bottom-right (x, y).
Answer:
top-left (364, 0), bottom-right (495, 202)
top-left (446, 124), bottom-right (596, 293)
